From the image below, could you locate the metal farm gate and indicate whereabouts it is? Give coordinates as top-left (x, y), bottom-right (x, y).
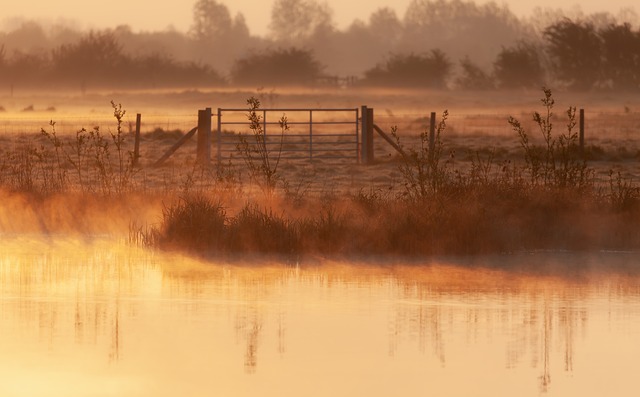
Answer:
top-left (215, 108), bottom-right (360, 163)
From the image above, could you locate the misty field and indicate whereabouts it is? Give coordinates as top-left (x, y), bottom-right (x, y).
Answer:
top-left (1, 88), bottom-right (640, 258)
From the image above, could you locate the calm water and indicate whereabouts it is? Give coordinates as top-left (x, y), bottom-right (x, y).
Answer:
top-left (1, 236), bottom-right (640, 397)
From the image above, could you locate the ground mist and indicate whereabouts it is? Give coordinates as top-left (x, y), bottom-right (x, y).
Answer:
top-left (1, 90), bottom-right (639, 258)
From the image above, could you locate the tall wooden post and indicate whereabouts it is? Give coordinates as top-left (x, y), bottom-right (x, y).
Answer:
top-left (360, 105), bottom-right (368, 164)
top-left (133, 113), bottom-right (141, 166)
top-left (197, 107), bottom-right (212, 165)
top-left (360, 106), bottom-right (375, 164)
top-left (355, 108), bottom-right (360, 163)
top-left (217, 108), bottom-right (222, 163)
top-left (309, 110), bottom-right (313, 161)
top-left (429, 112), bottom-right (436, 159)
top-left (366, 107), bottom-right (374, 164)
top-left (579, 108), bottom-right (585, 155)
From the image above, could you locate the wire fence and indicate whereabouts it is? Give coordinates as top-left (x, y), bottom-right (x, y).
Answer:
top-left (2, 110), bottom-right (639, 136)
top-left (1, 109), bottom-right (639, 164)
top-left (0, 113), bottom-right (198, 136)
top-left (372, 110), bottom-right (640, 140)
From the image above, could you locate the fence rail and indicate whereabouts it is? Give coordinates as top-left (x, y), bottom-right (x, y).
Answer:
top-left (2, 108), bottom-right (640, 166)
top-left (216, 107), bottom-right (360, 163)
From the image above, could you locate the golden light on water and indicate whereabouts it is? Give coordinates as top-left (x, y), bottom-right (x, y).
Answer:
top-left (2, 237), bottom-right (640, 396)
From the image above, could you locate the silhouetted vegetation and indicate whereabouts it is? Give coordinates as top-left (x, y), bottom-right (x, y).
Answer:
top-left (599, 23), bottom-right (640, 90)
top-left (455, 57), bottom-right (494, 90)
top-left (132, 90), bottom-right (640, 257)
top-left (544, 19), bottom-right (602, 90)
top-left (493, 41), bottom-right (545, 89)
top-left (269, 0), bottom-right (334, 44)
top-left (0, 30), bottom-right (225, 90)
top-left (544, 19), bottom-right (640, 90)
top-left (2, 90), bottom-right (640, 255)
top-left (400, 0), bottom-right (527, 69)
top-left (1, 1), bottom-right (639, 91)
top-left (362, 50), bottom-right (451, 88)
top-left (231, 48), bottom-right (324, 86)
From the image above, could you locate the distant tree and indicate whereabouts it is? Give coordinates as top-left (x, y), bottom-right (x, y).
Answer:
top-left (47, 30), bottom-right (226, 89)
top-left (230, 47), bottom-right (324, 86)
top-left (493, 41), bottom-right (544, 88)
top-left (455, 57), bottom-right (494, 90)
top-left (544, 19), bottom-right (602, 90)
top-left (232, 14), bottom-right (251, 40)
top-left (189, 0), bottom-right (251, 72)
top-left (1, 21), bottom-right (48, 53)
top-left (269, 0), bottom-right (334, 43)
top-left (51, 31), bottom-right (125, 83)
top-left (309, 21), bottom-right (376, 77)
top-left (127, 52), bottom-right (225, 88)
top-left (368, 7), bottom-right (402, 47)
top-left (190, 0), bottom-right (233, 41)
top-left (401, 0), bottom-right (527, 67)
top-left (363, 50), bottom-right (452, 88)
top-left (0, 50), bottom-right (50, 86)
top-left (599, 23), bottom-right (640, 90)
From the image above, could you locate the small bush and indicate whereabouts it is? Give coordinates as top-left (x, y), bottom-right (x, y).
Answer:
top-left (455, 57), bottom-right (494, 90)
top-left (159, 195), bottom-right (227, 251)
top-left (230, 47), bottom-right (323, 86)
top-left (493, 41), bottom-right (545, 89)
top-left (362, 50), bottom-right (451, 88)
top-left (391, 110), bottom-right (451, 201)
top-left (507, 87), bottom-right (592, 189)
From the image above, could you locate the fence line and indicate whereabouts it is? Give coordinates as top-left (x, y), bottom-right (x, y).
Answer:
top-left (371, 111), bottom-right (640, 146)
top-left (2, 108), bottom-right (639, 166)
top-left (0, 113), bottom-right (197, 136)
top-left (2, 110), bottom-right (638, 138)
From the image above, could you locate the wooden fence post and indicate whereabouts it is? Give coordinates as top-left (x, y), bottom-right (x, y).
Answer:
top-left (579, 108), bottom-right (585, 154)
top-left (309, 110), bottom-right (313, 161)
top-left (429, 112), bottom-right (436, 159)
top-left (366, 107), bottom-right (374, 164)
top-left (197, 107), bottom-right (212, 164)
top-left (217, 108), bottom-right (222, 163)
top-left (360, 105), bottom-right (368, 164)
top-left (133, 113), bottom-right (141, 166)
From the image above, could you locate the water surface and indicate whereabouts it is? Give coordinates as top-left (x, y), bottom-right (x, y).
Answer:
top-left (1, 236), bottom-right (640, 397)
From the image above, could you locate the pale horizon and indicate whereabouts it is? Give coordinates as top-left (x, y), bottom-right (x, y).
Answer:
top-left (1, 0), bottom-right (638, 36)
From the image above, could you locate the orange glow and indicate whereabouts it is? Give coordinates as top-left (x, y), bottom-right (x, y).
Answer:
top-left (2, 238), bottom-right (640, 396)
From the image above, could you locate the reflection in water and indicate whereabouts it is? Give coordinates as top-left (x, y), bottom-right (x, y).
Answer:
top-left (386, 269), bottom-right (592, 393)
top-left (2, 238), bottom-right (640, 397)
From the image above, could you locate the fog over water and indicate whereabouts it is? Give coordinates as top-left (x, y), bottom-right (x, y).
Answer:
top-left (2, 237), bottom-right (640, 397)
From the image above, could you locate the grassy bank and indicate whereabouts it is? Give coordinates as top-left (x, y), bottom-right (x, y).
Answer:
top-left (137, 90), bottom-right (640, 258)
top-left (135, 173), bottom-right (640, 258)
top-left (2, 90), bottom-right (640, 258)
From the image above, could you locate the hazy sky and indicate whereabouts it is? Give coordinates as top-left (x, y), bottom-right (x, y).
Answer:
top-left (2, 0), bottom-right (638, 35)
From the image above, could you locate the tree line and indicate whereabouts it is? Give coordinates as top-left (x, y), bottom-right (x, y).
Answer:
top-left (0, 0), bottom-right (638, 91)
